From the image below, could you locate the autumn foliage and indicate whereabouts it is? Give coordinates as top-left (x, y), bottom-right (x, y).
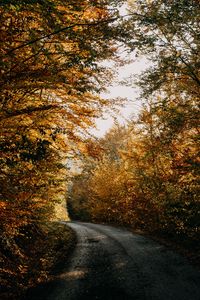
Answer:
top-left (0, 1), bottom-right (129, 298)
top-left (1, 0), bottom-right (199, 297)
top-left (68, 0), bottom-right (200, 242)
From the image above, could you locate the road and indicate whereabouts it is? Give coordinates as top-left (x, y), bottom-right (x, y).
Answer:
top-left (27, 221), bottom-right (200, 300)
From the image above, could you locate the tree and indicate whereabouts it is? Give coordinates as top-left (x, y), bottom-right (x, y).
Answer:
top-left (127, 0), bottom-right (200, 96)
top-left (68, 0), bottom-right (199, 240)
top-left (0, 0), bottom-right (131, 231)
top-left (0, 1), bottom-right (133, 297)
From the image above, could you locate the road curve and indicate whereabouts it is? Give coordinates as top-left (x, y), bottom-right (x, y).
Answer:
top-left (27, 221), bottom-right (200, 300)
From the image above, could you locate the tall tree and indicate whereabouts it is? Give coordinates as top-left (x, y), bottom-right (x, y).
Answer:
top-left (0, 1), bottom-right (132, 297)
top-left (0, 0), bottom-right (130, 230)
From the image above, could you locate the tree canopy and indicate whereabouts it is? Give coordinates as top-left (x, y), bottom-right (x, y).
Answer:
top-left (0, 1), bottom-right (132, 298)
top-left (1, 1), bottom-right (199, 298)
top-left (68, 0), bottom-right (200, 240)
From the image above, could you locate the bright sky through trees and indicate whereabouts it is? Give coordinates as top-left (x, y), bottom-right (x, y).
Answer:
top-left (91, 3), bottom-right (149, 137)
top-left (92, 56), bottom-right (149, 136)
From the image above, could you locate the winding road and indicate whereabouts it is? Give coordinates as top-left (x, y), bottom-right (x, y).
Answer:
top-left (28, 221), bottom-right (200, 300)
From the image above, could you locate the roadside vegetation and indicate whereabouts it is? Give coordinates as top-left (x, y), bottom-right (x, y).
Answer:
top-left (1, 222), bottom-right (76, 300)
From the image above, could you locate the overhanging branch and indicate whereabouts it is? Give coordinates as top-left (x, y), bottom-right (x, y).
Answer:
top-left (2, 17), bottom-right (117, 57)
top-left (1, 104), bottom-right (59, 120)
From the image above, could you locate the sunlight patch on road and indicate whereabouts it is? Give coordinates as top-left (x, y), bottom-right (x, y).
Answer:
top-left (59, 269), bottom-right (88, 280)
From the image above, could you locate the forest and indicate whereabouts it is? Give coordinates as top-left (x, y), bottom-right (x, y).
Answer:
top-left (0, 1), bottom-right (199, 299)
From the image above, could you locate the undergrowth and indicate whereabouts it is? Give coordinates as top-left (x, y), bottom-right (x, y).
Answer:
top-left (0, 222), bottom-right (76, 300)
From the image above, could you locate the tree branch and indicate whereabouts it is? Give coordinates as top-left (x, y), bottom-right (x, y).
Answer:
top-left (1, 104), bottom-right (59, 120)
top-left (2, 17), bottom-right (118, 57)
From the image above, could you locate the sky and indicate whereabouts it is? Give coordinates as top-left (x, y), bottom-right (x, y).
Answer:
top-left (91, 56), bottom-right (149, 137)
top-left (90, 3), bottom-right (150, 138)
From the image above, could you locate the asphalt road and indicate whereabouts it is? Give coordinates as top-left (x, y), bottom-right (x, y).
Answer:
top-left (27, 221), bottom-right (200, 300)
